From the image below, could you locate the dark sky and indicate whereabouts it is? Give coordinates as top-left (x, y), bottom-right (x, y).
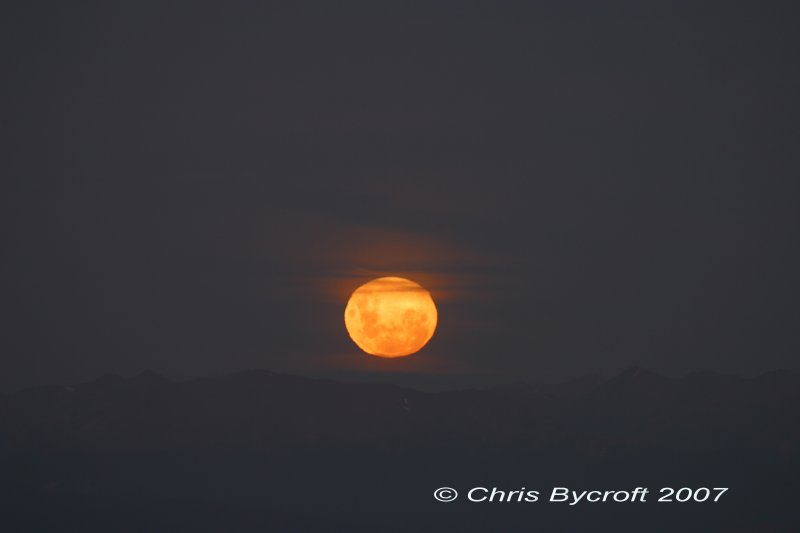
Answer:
top-left (2, 1), bottom-right (799, 391)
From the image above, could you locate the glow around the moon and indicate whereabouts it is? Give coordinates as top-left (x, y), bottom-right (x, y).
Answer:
top-left (344, 277), bottom-right (438, 357)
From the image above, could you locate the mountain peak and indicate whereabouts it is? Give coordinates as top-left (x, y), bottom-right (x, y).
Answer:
top-left (131, 369), bottom-right (167, 383)
top-left (616, 366), bottom-right (665, 381)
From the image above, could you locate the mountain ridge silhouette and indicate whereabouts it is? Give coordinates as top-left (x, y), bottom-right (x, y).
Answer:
top-left (1, 366), bottom-right (797, 454)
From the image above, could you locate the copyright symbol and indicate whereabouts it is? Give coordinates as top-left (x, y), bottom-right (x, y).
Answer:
top-left (434, 487), bottom-right (458, 502)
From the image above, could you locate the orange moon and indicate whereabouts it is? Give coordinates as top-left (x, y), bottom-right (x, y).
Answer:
top-left (344, 277), bottom-right (438, 358)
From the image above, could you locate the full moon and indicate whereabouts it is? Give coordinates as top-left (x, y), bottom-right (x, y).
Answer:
top-left (344, 277), bottom-right (438, 358)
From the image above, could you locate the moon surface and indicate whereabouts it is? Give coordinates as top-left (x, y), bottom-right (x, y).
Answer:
top-left (344, 277), bottom-right (438, 357)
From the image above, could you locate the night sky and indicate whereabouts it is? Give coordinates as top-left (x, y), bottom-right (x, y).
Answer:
top-left (2, 1), bottom-right (799, 391)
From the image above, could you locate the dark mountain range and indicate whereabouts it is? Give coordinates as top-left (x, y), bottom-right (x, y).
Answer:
top-left (1, 367), bottom-right (797, 454)
top-left (2, 367), bottom-right (799, 532)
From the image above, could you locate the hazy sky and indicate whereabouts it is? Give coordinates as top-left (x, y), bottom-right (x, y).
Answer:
top-left (2, 1), bottom-right (799, 390)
